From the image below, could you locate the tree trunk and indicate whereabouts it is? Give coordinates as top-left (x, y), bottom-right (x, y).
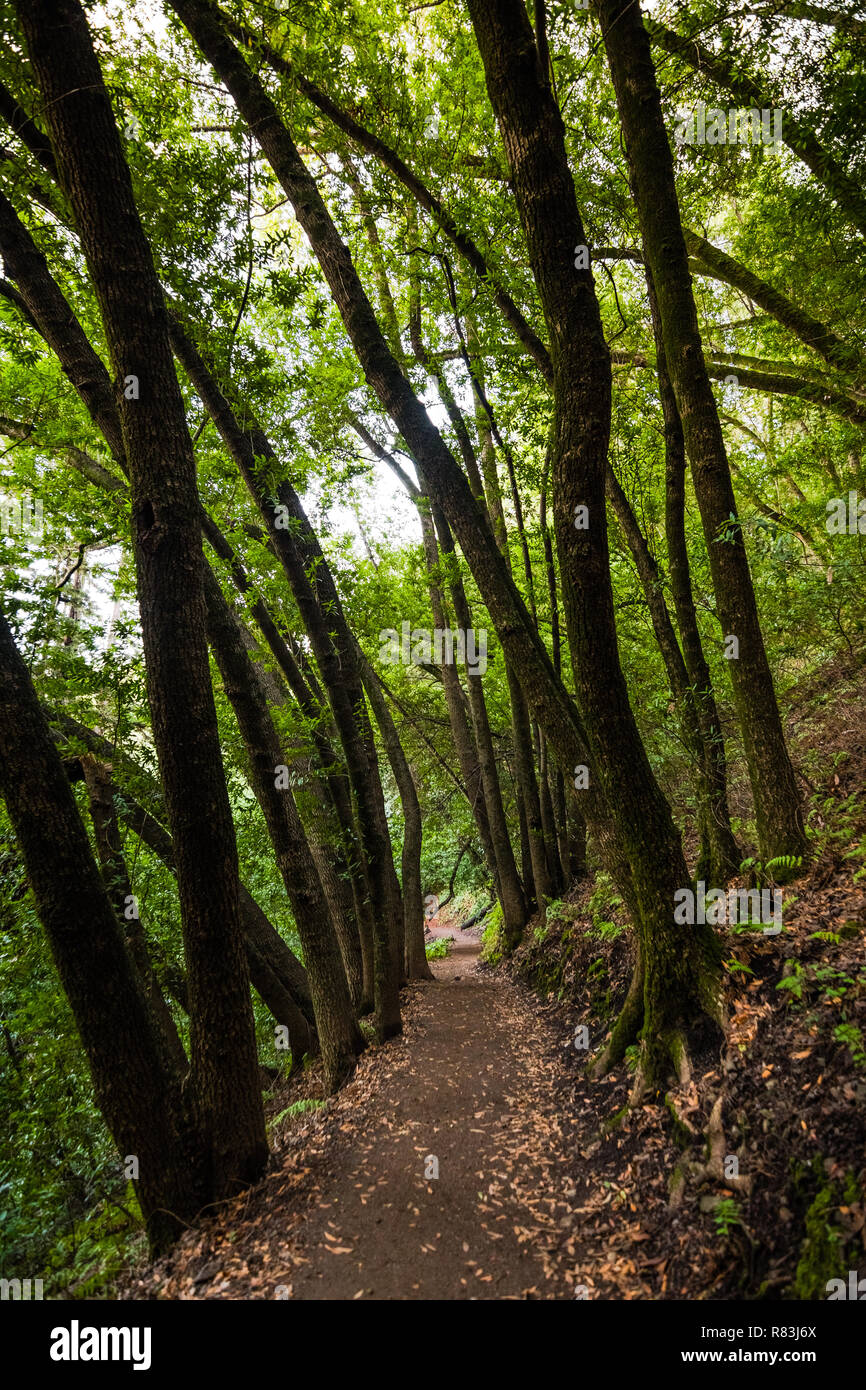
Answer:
top-left (356, 646), bottom-right (433, 980)
top-left (233, 618), bottom-right (367, 1012)
top-left (0, 605), bottom-right (202, 1253)
top-left (80, 756), bottom-right (188, 1074)
top-left (407, 268), bottom-right (527, 938)
top-left (594, 0), bottom-right (808, 870)
top-left (467, 0), bottom-right (723, 1088)
top-left (201, 516), bottom-right (375, 1011)
top-left (506, 664), bottom-right (555, 909)
top-left (605, 465), bottom-right (739, 886)
top-left (430, 503), bottom-right (528, 941)
top-left (537, 730), bottom-right (564, 895)
top-left (541, 468), bottom-right (585, 890)
top-left (19, 0), bottom-right (268, 1194)
top-left (201, 561), bottom-right (364, 1089)
top-left (647, 274), bottom-right (741, 885)
top-left (515, 785), bottom-right (535, 911)
top-left (417, 500), bottom-right (503, 899)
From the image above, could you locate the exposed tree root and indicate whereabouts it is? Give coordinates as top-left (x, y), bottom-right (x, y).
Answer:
top-left (588, 913), bottom-right (726, 1097)
top-left (668, 1093), bottom-right (752, 1209)
top-left (586, 944), bottom-right (644, 1079)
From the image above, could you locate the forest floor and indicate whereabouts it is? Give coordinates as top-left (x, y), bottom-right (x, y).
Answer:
top-left (123, 921), bottom-right (593, 1299)
top-left (121, 652), bottom-right (866, 1302)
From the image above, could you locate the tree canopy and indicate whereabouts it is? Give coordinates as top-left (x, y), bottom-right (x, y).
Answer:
top-left (0, 0), bottom-right (864, 1312)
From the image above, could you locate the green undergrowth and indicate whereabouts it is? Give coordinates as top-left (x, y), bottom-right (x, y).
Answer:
top-left (42, 1183), bottom-right (145, 1300)
top-left (788, 1158), bottom-right (860, 1299)
top-left (480, 901), bottom-right (505, 964)
top-left (508, 873), bottom-right (630, 1009)
top-left (270, 1098), bottom-right (326, 1131)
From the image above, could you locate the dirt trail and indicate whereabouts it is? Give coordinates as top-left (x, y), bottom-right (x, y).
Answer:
top-left (123, 659), bottom-right (866, 1304)
top-left (282, 924), bottom-right (576, 1299)
top-left (125, 919), bottom-right (588, 1301)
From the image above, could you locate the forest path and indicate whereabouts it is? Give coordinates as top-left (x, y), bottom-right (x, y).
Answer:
top-left (127, 918), bottom-right (596, 1301)
top-left (270, 922), bottom-right (579, 1299)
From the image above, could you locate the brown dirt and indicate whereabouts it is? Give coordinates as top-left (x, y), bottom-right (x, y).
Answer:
top-left (123, 922), bottom-right (587, 1300)
top-left (120, 653), bottom-right (866, 1302)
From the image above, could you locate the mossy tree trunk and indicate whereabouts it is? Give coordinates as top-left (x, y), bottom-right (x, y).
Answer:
top-left (594, 0), bottom-right (808, 871)
top-left (466, 0), bottom-right (724, 1089)
top-left (20, 0), bottom-right (268, 1196)
top-left (0, 606), bottom-right (203, 1254)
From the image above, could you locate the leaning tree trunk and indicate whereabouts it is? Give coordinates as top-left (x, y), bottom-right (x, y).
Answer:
top-left (645, 272), bottom-right (740, 884)
top-left (201, 561), bottom-right (364, 1090)
top-left (356, 645), bottom-right (433, 980)
top-left (451, 324), bottom-right (554, 911)
top-left (536, 730), bottom-right (564, 895)
top-left (429, 501), bottom-right (529, 942)
top-left (167, 314), bottom-right (402, 1041)
top-left (203, 529), bottom-right (375, 1011)
top-left (232, 616), bottom-right (367, 1011)
top-left (506, 663), bottom-right (555, 908)
top-left (0, 604), bottom-right (202, 1253)
top-left (80, 756), bottom-right (188, 1074)
top-left (466, 0), bottom-right (723, 1090)
top-left (541, 473), bottom-right (584, 888)
top-left (593, 0), bottom-right (808, 871)
top-left (18, 0), bottom-right (268, 1195)
top-left (417, 498), bottom-right (503, 901)
top-left (605, 466), bottom-right (739, 887)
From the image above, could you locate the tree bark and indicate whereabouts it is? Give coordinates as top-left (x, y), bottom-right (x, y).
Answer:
top-left (18, 0), bottom-right (268, 1194)
top-left (201, 561), bottom-right (364, 1089)
top-left (80, 756), bottom-right (189, 1074)
top-left (356, 645), bottom-right (433, 980)
top-left (594, 0), bottom-right (808, 870)
top-left (0, 605), bottom-right (202, 1253)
